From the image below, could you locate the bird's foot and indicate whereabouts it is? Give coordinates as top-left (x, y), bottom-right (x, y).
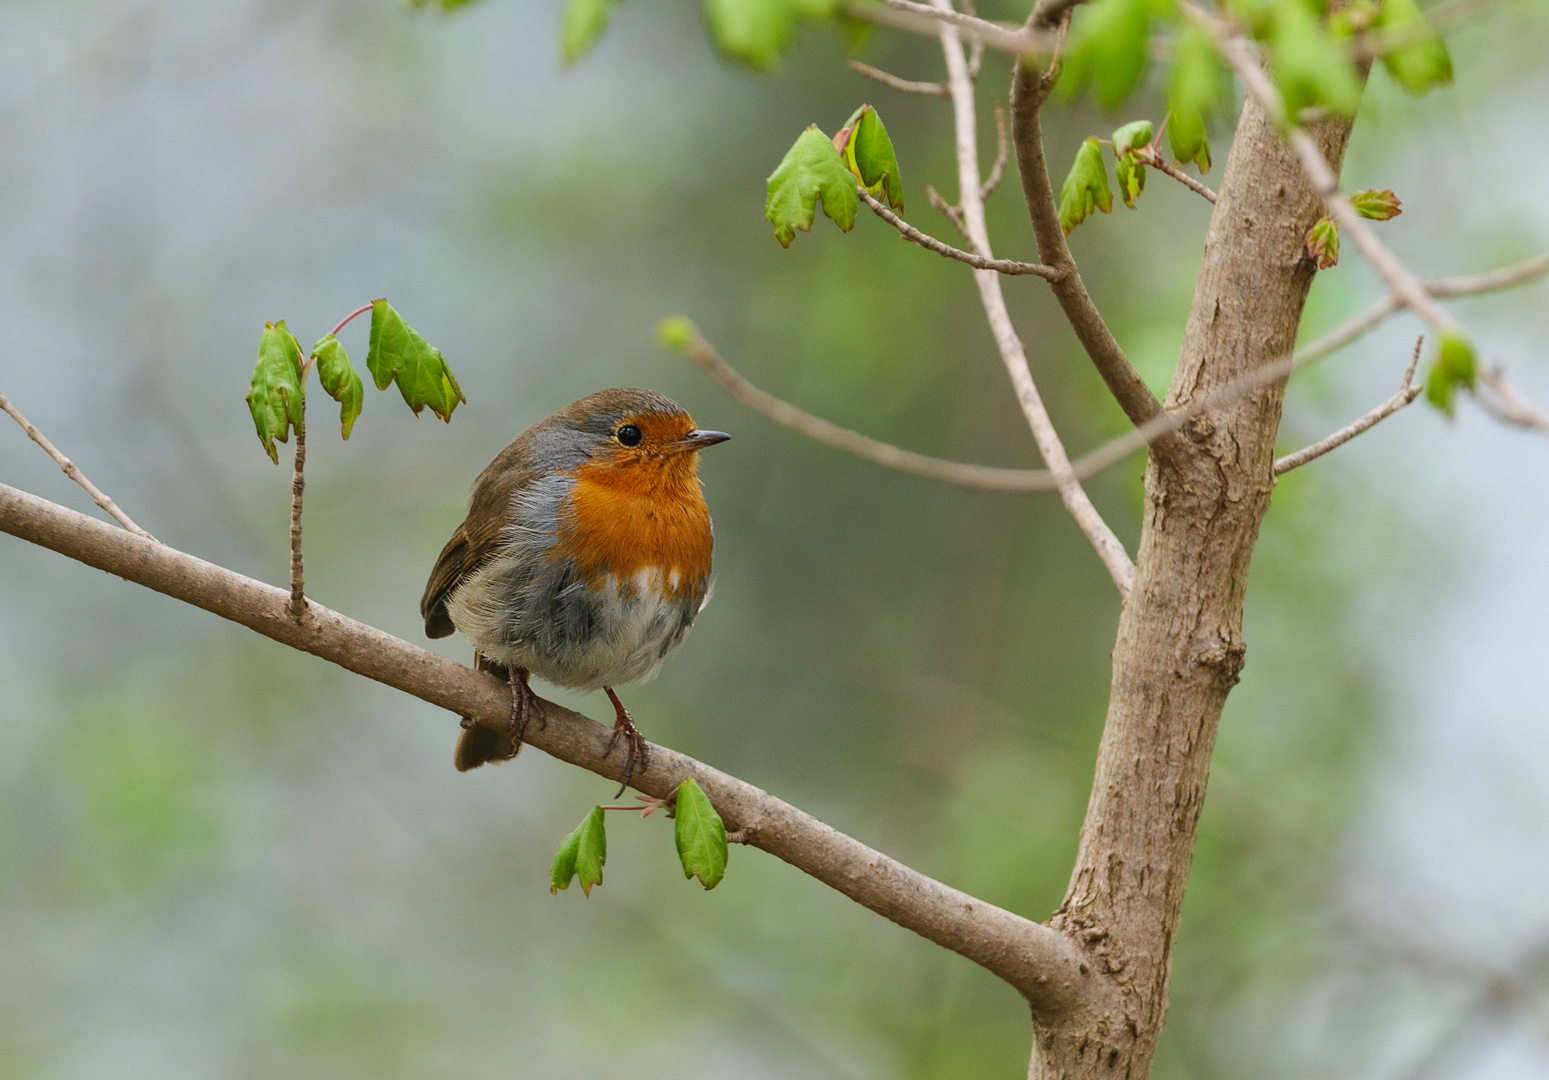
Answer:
top-left (508, 667), bottom-right (544, 754)
top-left (602, 686), bottom-right (650, 798)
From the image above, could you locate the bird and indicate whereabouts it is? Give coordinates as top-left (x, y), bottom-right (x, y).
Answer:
top-left (420, 388), bottom-right (729, 790)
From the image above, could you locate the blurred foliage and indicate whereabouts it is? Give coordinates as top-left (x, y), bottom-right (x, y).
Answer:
top-left (0, 0), bottom-right (1544, 1079)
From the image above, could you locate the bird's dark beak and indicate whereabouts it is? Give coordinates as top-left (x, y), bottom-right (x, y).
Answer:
top-left (678, 429), bottom-right (731, 451)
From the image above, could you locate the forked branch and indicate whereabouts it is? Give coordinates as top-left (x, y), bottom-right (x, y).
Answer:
top-left (932, 0), bottom-right (1135, 597)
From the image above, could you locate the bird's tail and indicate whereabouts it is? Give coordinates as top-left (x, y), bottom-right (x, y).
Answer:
top-left (454, 653), bottom-right (522, 772)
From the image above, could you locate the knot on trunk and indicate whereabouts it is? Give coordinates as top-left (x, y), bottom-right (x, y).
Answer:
top-left (1195, 631), bottom-right (1247, 686)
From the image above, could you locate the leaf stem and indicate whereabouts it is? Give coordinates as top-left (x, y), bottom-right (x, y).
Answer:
top-left (331, 301), bottom-right (377, 339)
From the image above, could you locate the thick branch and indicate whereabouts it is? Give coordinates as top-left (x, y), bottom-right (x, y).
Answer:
top-left (1009, 60), bottom-right (1167, 432)
top-left (859, 188), bottom-right (1061, 278)
top-left (0, 479), bottom-right (1093, 1015)
top-left (1, 390), bottom-right (156, 540)
top-left (1030, 82), bottom-right (1362, 1080)
top-left (1273, 337), bottom-right (1423, 475)
top-left (934, 0), bottom-right (1135, 597)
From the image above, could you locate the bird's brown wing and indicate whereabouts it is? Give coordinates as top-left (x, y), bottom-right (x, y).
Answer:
top-left (420, 437), bottom-right (540, 639)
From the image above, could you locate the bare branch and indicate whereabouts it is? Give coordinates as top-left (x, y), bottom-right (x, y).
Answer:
top-left (1009, 52), bottom-right (1167, 432)
top-left (845, 0), bottom-right (1053, 56)
top-left (1141, 151), bottom-right (1217, 203)
top-left (1475, 366), bottom-right (1549, 436)
top-left (933, 0), bottom-right (1135, 597)
top-left (927, 183), bottom-right (972, 241)
top-left (0, 479), bottom-right (1095, 1014)
top-left (1427, 252), bottom-right (1549, 297)
top-left (681, 331), bottom-right (1059, 491)
top-left (0, 389), bottom-right (156, 541)
top-left (859, 188), bottom-right (1061, 279)
top-left (960, 0), bottom-right (984, 79)
top-left (980, 102), bottom-right (1009, 200)
top-left (847, 58), bottom-right (948, 97)
top-left (683, 251), bottom-right (1549, 497)
top-left (1273, 337), bottom-right (1423, 475)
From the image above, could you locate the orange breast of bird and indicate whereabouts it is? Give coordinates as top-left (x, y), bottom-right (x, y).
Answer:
top-left (560, 439), bottom-right (713, 602)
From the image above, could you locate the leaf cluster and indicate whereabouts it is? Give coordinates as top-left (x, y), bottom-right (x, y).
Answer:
top-left (547, 778), bottom-right (729, 897)
top-left (244, 300), bottom-right (462, 463)
top-left (764, 105), bottom-right (902, 247)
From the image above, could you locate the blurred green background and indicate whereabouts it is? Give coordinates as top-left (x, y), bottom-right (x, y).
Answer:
top-left (1, 1), bottom-right (1547, 1078)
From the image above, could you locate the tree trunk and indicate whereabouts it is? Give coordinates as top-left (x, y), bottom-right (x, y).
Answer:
top-left (1014, 90), bottom-right (1358, 1079)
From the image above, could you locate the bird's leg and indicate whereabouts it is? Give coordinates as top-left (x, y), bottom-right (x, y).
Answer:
top-left (507, 666), bottom-right (543, 752)
top-left (603, 686), bottom-right (650, 797)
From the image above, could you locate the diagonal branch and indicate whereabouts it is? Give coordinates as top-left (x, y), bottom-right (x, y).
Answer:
top-left (932, 0), bottom-right (1135, 597)
top-left (1475, 366), bottom-right (1549, 436)
top-left (848, 58), bottom-right (949, 97)
top-left (0, 479), bottom-right (1094, 1015)
top-left (0, 390), bottom-right (157, 540)
top-left (682, 329), bottom-right (1060, 491)
top-left (859, 187), bottom-right (1062, 278)
top-left (1273, 336), bottom-right (1423, 475)
top-left (1008, 47), bottom-right (1167, 433)
top-left (857, 0), bottom-right (1052, 54)
top-left (1140, 150), bottom-right (1217, 203)
top-left (675, 253), bottom-right (1549, 497)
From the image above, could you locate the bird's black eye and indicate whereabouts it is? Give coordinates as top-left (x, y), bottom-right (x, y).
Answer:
top-left (615, 424), bottom-right (643, 447)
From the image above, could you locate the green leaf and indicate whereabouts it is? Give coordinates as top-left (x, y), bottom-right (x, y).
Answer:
top-left (1424, 331), bottom-right (1477, 416)
top-left (311, 333), bottom-right (364, 440)
top-left (1268, 0), bottom-right (1364, 118)
top-left (765, 125), bottom-right (859, 247)
top-left (1167, 23), bottom-right (1220, 173)
top-left (365, 300), bottom-right (466, 422)
top-left (1349, 188), bottom-right (1402, 221)
top-left (674, 778), bottom-right (728, 890)
top-left (562, 0), bottom-right (618, 62)
top-left (656, 316), bottom-right (698, 351)
top-left (1110, 120), bottom-right (1152, 210)
top-left (1059, 137), bottom-right (1114, 236)
top-left (550, 806), bottom-right (608, 896)
top-left (1376, 0), bottom-right (1452, 95)
top-left (838, 105), bottom-right (903, 211)
top-left (1061, 0), bottom-right (1151, 109)
top-left (1304, 215), bottom-right (1339, 268)
top-left (705, 0), bottom-right (794, 70)
top-left (245, 320), bottom-right (305, 464)
top-left (1114, 153), bottom-right (1146, 210)
top-left (1111, 120), bottom-right (1153, 155)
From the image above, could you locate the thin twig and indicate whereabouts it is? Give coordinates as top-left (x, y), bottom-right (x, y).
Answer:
top-left (1273, 336), bottom-right (1423, 475)
top-left (859, 188), bottom-right (1061, 279)
top-left (847, 58), bottom-right (949, 96)
top-left (927, 184), bottom-right (972, 241)
top-left (1427, 252), bottom-right (1549, 297)
top-left (1141, 151), bottom-right (1217, 203)
top-left (0, 390), bottom-right (155, 540)
top-left (980, 102), bottom-right (1008, 200)
top-left (846, 0), bottom-right (1052, 56)
top-left (960, 0), bottom-right (984, 78)
top-left (287, 392), bottom-right (308, 621)
top-left (1475, 366), bottom-right (1549, 436)
top-left (682, 331), bottom-right (1059, 491)
top-left (933, 0), bottom-right (1135, 597)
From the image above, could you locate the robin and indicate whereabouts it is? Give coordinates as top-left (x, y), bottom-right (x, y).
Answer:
top-left (420, 388), bottom-right (729, 789)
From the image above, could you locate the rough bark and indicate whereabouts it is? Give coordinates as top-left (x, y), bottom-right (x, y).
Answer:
top-left (1011, 86), bottom-right (1358, 1078)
